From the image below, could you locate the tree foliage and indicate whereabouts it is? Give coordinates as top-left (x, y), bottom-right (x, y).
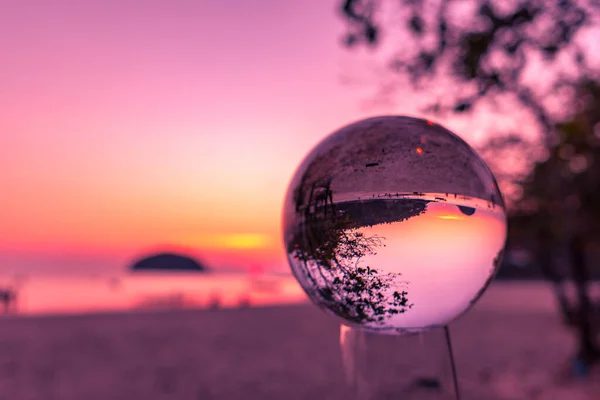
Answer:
top-left (337, 0), bottom-right (600, 362)
top-left (340, 0), bottom-right (599, 139)
top-left (518, 80), bottom-right (600, 235)
top-left (287, 182), bottom-right (414, 325)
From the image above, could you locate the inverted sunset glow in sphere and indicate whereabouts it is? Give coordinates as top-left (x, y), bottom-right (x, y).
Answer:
top-left (282, 116), bottom-right (507, 333)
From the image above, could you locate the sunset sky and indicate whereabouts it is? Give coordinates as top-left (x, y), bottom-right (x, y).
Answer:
top-left (359, 201), bottom-right (506, 329)
top-left (0, 1), bottom-right (518, 276)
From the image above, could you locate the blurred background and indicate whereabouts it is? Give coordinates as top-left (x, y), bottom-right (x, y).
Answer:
top-left (1, 0), bottom-right (600, 399)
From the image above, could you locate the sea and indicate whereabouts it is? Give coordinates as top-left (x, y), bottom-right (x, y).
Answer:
top-left (0, 271), bottom-right (598, 318)
top-left (0, 272), bottom-right (307, 316)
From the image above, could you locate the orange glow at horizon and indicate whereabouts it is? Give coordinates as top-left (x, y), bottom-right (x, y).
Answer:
top-left (358, 200), bottom-right (506, 328)
top-left (176, 233), bottom-right (274, 250)
top-left (0, 0), bottom-right (369, 275)
top-left (437, 215), bottom-right (465, 220)
top-left (0, 0), bottom-right (523, 276)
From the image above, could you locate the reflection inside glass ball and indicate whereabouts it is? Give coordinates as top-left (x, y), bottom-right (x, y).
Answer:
top-left (283, 116), bottom-right (507, 333)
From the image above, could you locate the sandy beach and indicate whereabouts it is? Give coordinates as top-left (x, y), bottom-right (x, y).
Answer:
top-left (0, 283), bottom-right (598, 400)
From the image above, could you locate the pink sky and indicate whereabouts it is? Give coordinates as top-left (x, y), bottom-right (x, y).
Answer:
top-left (0, 1), bottom-right (515, 276)
top-left (359, 202), bottom-right (506, 329)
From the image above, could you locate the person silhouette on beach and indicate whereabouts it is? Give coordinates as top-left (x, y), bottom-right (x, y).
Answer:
top-left (0, 287), bottom-right (17, 314)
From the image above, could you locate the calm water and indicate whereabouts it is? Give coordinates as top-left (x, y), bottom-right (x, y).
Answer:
top-left (0, 272), bottom-right (596, 318)
top-left (0, 273), bottom-right (307, 316)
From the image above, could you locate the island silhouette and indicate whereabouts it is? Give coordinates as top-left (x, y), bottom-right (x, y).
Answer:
top-left (130, 252), bottom-right (207, 272)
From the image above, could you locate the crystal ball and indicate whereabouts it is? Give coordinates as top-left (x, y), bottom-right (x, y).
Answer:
top-left (282, 116), bottom-right (507, 333)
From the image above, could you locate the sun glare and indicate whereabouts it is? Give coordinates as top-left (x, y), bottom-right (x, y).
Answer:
top-left (220, 233), bottom-right (272, 249)
top-left (177, 233), bottom-right (273, 250)
top-left (437, 215), bottom-right (465, 220)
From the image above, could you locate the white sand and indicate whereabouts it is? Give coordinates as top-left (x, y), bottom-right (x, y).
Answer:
top-left (0, 283), bottom-right (598, 399)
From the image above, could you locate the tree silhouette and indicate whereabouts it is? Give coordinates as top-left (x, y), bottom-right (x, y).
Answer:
top-left (339, 0), bottom-right (597, 138)
top-left (336, 0), bottom-right (600, 367)
top-left (287, 179), bottom-right (421, 325)
top-left (338, 0), bottom-right (600, 198)
top-left (513, 79), bottom-right (600, 365)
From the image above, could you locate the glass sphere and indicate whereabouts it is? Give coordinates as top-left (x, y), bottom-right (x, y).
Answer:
top-left (282, 116), bottom-right (507, 333)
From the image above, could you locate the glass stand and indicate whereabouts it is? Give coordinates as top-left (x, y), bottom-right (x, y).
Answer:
top-left (340, 324), bottom-right (461, 400)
